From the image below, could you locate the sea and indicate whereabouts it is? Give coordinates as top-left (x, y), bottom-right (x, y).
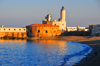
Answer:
top-left (0, 39), bottom-right (92, 66)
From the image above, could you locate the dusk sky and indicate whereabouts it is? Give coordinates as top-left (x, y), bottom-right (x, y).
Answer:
top-left (0, 0), bottom-right (100, 27)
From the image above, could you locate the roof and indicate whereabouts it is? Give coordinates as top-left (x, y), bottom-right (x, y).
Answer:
top-left (26, 24), bottom-right (59, 27)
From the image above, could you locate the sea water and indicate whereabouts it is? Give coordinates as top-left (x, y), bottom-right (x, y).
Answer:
top-left (0, 40), bottom-right (92, 66)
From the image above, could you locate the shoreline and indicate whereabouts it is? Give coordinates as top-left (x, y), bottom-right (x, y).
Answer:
top-left (38, 36), bottom-right (100, 66)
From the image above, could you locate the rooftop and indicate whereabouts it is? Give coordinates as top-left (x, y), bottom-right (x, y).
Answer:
top-left (26, 24), bottom-right (59, 27)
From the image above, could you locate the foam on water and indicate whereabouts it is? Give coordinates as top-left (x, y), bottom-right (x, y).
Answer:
top-left (0, 40), bottom-right (92, 66)
top-left (60, 42), bottom-right (92, 66)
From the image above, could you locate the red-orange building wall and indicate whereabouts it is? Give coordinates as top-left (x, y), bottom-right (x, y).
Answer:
top-left (26, 24), bottom-right (62, 37)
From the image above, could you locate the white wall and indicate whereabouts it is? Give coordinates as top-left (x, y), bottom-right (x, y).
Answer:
top-left (67, 27), bottom-right (87, 32)
top-left (52, 21), bottom-right (66, 31)
top-left (0, 26), bottom-right (26, 32)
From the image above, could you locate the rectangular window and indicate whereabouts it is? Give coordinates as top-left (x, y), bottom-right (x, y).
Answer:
top-left (19, 29), bottom-right (21, 31)
top-left (14, 29), bottom-right (16, 31)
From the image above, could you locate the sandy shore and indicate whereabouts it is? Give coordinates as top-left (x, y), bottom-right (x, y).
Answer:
top-left (39, 36), bottom-right (100, 66)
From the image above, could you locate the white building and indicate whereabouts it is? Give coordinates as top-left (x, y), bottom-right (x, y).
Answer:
top-left (67, 26), bottom-right (89, 32)
top-left (42, 6), bottom-right (66, 31)
top-left (89, 24), bottom-right (100, 36)
top-left (0, 25), bottom-right (27, 38)
top-left (0, 25), bottom-right (26, 32)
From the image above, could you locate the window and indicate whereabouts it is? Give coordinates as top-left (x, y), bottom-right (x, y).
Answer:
top-left (19, 29), bottom-right (21, 31)
top-left (24, 29), bottom-right (25, 31)
top-left (62, 24), bottom-right (64, 25)
top-left (14, 29), bottom-right (16, 31)
top-left (30, 30), bottom-right (32, 33)
top-left (46, 30), bottom-right (48, 33)
top-left (38, 30), bottom-right (40, 33)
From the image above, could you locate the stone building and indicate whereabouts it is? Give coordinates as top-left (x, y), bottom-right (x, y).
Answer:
top-left (42, 6), bottom-right (66, 31)
top-left (89, 24), bottom-right (100, 36)
top-left (0, 25), bottom-right (27, 39)
top-left (26, 24), bottom-right (62, 37)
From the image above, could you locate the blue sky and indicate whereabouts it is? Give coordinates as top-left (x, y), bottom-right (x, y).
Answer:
top-left (0, 0), bottom-right (100, 27)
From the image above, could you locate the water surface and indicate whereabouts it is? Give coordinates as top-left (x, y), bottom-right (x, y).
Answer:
top-left (0, 40), bottom-right (92, 66)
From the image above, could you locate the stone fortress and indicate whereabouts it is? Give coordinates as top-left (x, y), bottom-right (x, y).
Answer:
top-left (26, 6), bottom-right (68, 38)
top-left (26, 24), bottom-right (62, 37)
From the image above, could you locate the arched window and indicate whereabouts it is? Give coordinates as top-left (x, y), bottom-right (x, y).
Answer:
top-left (38, 30), bottom-right (40, 33)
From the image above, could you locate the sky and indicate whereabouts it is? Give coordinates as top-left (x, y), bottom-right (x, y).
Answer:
top-left (0, 0), bottom-right (100, 27)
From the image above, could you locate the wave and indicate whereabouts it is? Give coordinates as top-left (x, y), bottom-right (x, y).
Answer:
top-left (60, 42), bottom-right (92, 66)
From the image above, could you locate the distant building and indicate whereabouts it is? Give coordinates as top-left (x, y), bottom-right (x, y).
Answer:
top-left (26, 24), bottom-right (62, 37)
top-left (42, 6), bottom-right (66, 31)
top-left (89, 24), bottom-right (100, 36)
top-left (66, 26), bottom-right (89, 32)
top-left (0, 25), bottom-right (27, 38)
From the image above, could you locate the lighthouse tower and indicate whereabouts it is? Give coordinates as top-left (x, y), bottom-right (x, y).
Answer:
top-left (61, 6), bottom-right (66, 21)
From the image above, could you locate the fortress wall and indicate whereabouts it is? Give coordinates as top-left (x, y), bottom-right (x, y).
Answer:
top-left (27, 25), bottom-right (62, 37)
top-left (0, 32), bottom-right (27, 38)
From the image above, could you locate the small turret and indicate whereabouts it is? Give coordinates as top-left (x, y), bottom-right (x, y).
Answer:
top-left (77, 25), bottom-right (79, 31)
top-left (1, 25), bottom-right (5, 28)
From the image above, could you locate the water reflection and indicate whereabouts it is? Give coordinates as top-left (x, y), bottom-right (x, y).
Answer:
top-left (0, 39), bottom-right (26, 45)
top-left (0, 39), bottom-right (68, 66)
top-left (30, 40), bottom-right (67, 55)
top-left (0, 39), bottom-right (91, 66)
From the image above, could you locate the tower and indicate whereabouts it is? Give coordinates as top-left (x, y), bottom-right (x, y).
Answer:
top-left (47, 14), bottom-right (51, 21)
top-left (42, 6), bottom-right (66, 31)
top-left (61, 6), bottom-right (66, 21)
